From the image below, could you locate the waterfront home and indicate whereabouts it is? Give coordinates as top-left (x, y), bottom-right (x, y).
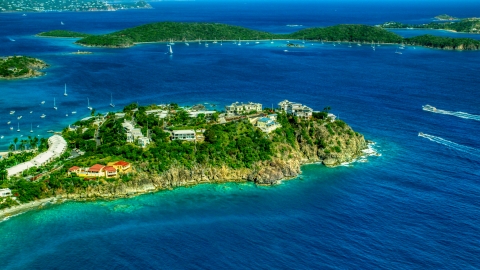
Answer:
top-left (109, 161), bottom-right (131, 173)
top-left (68, 164), bottom-right (118, 179)
top-left (225, 102), bottom-right (262, 115)
top-left (256, 117), bottom-right (281, 133)
top-left (172, 130), bottom-right (196, 141)
top-left (122, 121), bottom-right (149, 146)
top-left (277, 100), bottom-right (313, 119)
top-left (0, 188), bottom-right (12, 197)
top-left (138, 137), bottom-right (150, 148)
top-left (188, 110), bottom-right (216, 118)
top-left (327, 113), bottom-right (337, 122)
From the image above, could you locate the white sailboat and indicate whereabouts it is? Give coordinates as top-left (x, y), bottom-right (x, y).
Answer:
top-left (238, 38), bottom-right (241, 46)
top-left (30, 123), bottom-right (33, 133)
top-left (54, 98), bottom-right (57, 110)
top-left (213, 38), bottom-right (218, 44)
top-left (41, 101), bottom-right (45, 104)
top-left (64, 83), bottom-right (68, 96)
top-left (61, 21), bottom-right (64, 25)
top-left (17, 122), bottom-right (20, 132)
top-left (40, 114), bottom-right (46, 118)
top-left (110, 93), bottom-right (115, 108)
top-left (9, 111), bottom-right (15, 115)
top-left (168, 45), bottom-right (173, 54)
top-left (87, 98), bottom-right (92, 110)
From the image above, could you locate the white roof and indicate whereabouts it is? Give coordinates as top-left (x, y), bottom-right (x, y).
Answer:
top-left (172, 130), bottom-right (195, 134)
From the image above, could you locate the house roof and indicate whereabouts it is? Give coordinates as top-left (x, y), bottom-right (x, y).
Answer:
top-left (89, 164), bottom-right (105, 172)
top-left (114, 161), bottom-right (130, 166)
top-left (258, 117), bottom-right (271, 123)
top-left (68, 166), bottom-right (80, 171)
top-left (104, 166), bottom-right (116, 172)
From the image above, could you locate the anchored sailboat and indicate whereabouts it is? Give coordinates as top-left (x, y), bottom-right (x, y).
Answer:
top-left (17, 122), bottom-right (20, 132)
top-left (87, 97), bottom-right (92, 110)
top-left (168, 45), bottom-right (173, 55)
top-left (64, 83), bottom-right (68, 96)
top-left (30, 123), bottom-right (33, 133)
top-left (54, 97), bottom-right (57, 110)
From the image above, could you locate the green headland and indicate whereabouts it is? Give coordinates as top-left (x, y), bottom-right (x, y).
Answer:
top-left (0, 56), bottom-right (49, 80)
top-left (37, 21), bottom-right (480, 51)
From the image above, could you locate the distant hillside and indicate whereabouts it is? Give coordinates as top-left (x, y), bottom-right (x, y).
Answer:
top-left (405, 35), bottom-right (480, 50)
top-left (381, 18), bottom-right (480, 33)
top-left (290, 24), bottom-right (403, 43)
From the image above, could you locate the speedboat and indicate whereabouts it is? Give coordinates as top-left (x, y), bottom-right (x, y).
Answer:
top-left (7, 121), bottom-right (10, 125)
top-left (422, 105), bottom-right (436, 111)
top-left (41, 101), bottom-right (45, 104)
top-left (9, 111), bottom-right (15, 115)
top-left (17, 116), bottom-right (22, 120)
top-left (418, 132), bottom-right (424, 136)
top-left (40, 114), bottom-right (46, 118)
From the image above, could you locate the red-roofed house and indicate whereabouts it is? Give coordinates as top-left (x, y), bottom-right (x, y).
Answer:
top-left (68, 166), bottom-right (81, 175)
top-left (109, 160), bottom-right (131, 173)
top-left (88, 164), bottom-right (105, 175)
top-left (103, 166), bottom-right (117, 178)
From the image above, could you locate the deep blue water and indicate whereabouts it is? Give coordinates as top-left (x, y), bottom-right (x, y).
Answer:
top-left (1, 1), bottom-right (480, 269)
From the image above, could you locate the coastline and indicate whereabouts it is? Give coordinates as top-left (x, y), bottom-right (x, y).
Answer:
top-left (0, 140), bottom-right (378, 222)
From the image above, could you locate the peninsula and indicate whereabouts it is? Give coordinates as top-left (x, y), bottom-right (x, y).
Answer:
top-left (0, 56), bottom-right (49, 80)
top-left (37, 21), bottom-right (480, 51)
top-left (0, 100), bottom-right (371, 218)
top-left (381, 18), bottom-right (480, 33)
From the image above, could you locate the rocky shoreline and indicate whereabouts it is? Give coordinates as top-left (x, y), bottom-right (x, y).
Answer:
top-left (1, 130), bottom-right (368, 221)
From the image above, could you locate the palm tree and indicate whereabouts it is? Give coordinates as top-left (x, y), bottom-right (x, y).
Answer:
top-left (8, 144), bottom-right (14, 152)
top-left (13, 137), bottom-right (18, 151)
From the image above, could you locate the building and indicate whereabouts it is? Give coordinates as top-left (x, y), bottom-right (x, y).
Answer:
top-left (188, 110), bottom-right (216, 118)
top-left (122, 121), bottom-right (150, 147)
top-left (138, 137), bottom-right (150, 148)
top-left (6, 135), bottom-right (67, 178)
top-left (277, 100), bottom-right (313, 119)
top-left (327, 113), bottom-right (337, 122)
top-left (256, 116), bottom-right (281, 133)
top-left (109, 161), bottom-right (131, 173)
top-left (172, 130), bottom-right (196, 141)
top-left (225, 102), bottom-right (262, 115)
top-left (0, 188), bottom-right (12, 197)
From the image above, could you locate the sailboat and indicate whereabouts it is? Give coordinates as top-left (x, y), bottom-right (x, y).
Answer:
top-left (40, 114), bottom-right (46, 118)
top-left (64, 83), bottom-right (67, 96)
top-left (348, 42), bottom-right (352, 48)
top-left (30, 123), bottom-right (33, 133)
top-left (395, 48), bottom-right (402, 54)
top-left (238, 38), bottom-right (241, 46)
top-left (87, 98), bottom-right (92, 110)
top-left (17, 122), bottom-right (20, 132)
top-left (61, 21), bottom-right (64, 25)
top-left (110, 93), bottom-right (115, 108)
top-left (168, 45), bottom-right (173, 55)
top-left (169, 38), bottom-right (175, 45)
top-left (41, 101), bottom-right (45, 104)
top-left (53, 98), bottom-right (57, 110)
top-left (213, 38), bottom-right (218, 44)
top-left (10, 111), bottom-right (15, 115)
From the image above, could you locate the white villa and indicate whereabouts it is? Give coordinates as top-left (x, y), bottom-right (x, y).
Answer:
top-left (122, 121), bottom-right (150, 148)
top-left (225, 102), bottom-right (262, 115)
top-left (0, 188), bottom-right (12, 197)
top-left (278, 100), bottom-right (313, 119)
top-left (256, 114), bottom-right (281, 133)
top-left (172, 130), bottom-right (196, 141)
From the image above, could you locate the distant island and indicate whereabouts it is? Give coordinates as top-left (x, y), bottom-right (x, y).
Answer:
top-left (0, 0), bottom-right (151, 13)
top-left (37, 21), bottom-right (480, 51)
top-left (0, 56), bottom-right (49, 80)
top-left (380, 17), bottom-right (480, 33)
top-left (434, 14), bottom-right (459, 21)
top-left (0, 100), bottom-right (370, 217)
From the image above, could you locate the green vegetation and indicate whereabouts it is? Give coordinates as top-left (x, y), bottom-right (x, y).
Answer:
top-left (0, 102), bottom-right (365, 208)
top-left (405, 35), bottom-right (480, 50)
top-left (38, 21), bottom-right (480, 51)
top-left (290, 24), bottom-right (403, 43)
top-left (0, 56), bottom-right (48, 79)
top-left (37, 30), bottom-right (92, 38)
top-left (435, 14), bottom-right (459, 21)
top-left (381, 18), bottom-right (480, 33)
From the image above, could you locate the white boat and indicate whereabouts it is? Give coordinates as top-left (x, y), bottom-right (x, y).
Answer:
top-left (30, 111), bottom-right (33, 114)
top-left (22, 14), bottom-right (26, 16)
top-left (357, 43), bottom-right (361, 46)
top-left (17, 123), bottom-right (20, 132)
top-left (9, 111), bottom-right (15, 115)
top-left (110, 93), bottom-right (115, 108)
top-left (185, 42), bottom-right (189, 46)
top-left (418, 132), bottom-right (424, 136)
top-left (61, 21), bottom-right (64, 25)
top-left (17, 116), bottom-right (22, 120)
top-left (30, 123), bottom-right (33, 133)
top-left (255, 41), bottom-right (259, 44)
top-left (169, 38), bottom-right (175, 45)
top-left (168, 45), bottom-right (173, 55)
top-left (66, 113), bottom-right (68, 117)
top-left (64, 83), bottom-right (68, 96)
top-left (422, 105), bottom-right (437, 112)
top-left (54, 97), bottom-right (57, 110)
top-left (72, 111), bottom-right (77, 114)
top-left (213, 38), bottom-right (218, 44)
top-left (246, 42), bottom-right (250, 45)
top-left (40, 114), bottom-right (46, 118)
top-left (205, 43), bottom-right (209, 47)
top-left (9, 127), bottom-right (13, 130)
top-left (87, 98), bottom-right (92, 110)
top-left (7, 121), bottom-right (10, 125)
top-left (284, 50), bottom-right (288, 52)
top-left (238, 38), bottom-right (241, 46)
top-left (348, 42), bottom-right (352, 47)
top-left (0, 136), bottom-right (3, 139)
top-left (41, 101), bottom-right (45, 104)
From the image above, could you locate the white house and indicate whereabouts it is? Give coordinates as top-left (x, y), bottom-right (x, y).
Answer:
top-left (172, 130), bottom-right (196, 141)
top-left (277, 100), bottom-right (313, 119)
top-left (225, 102), bottom-right (262, 115)
top-left (0, 188), bottom-right (12, 197)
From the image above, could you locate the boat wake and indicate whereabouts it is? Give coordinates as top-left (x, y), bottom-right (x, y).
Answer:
top-left (422, 104), bottom-right (480, 121)
top-left (418, 132), bottom-right (480, 157)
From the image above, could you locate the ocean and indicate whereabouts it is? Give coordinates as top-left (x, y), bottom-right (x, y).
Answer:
top-left (1, 1), bottom-right (480, 268)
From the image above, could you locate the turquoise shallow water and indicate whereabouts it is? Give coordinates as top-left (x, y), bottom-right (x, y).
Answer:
top-left (1, 1), bottom-right (480, 269)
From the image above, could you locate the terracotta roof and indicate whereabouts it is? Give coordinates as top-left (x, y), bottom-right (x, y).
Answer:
top-left (68, 166), bottom-right (80, 171)
top-left (89, 164), bottom-right (105, 172)
top-left (114, 161), bottom-right (130, 166)
top-left (104, 166), bottom-right (116, 172)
